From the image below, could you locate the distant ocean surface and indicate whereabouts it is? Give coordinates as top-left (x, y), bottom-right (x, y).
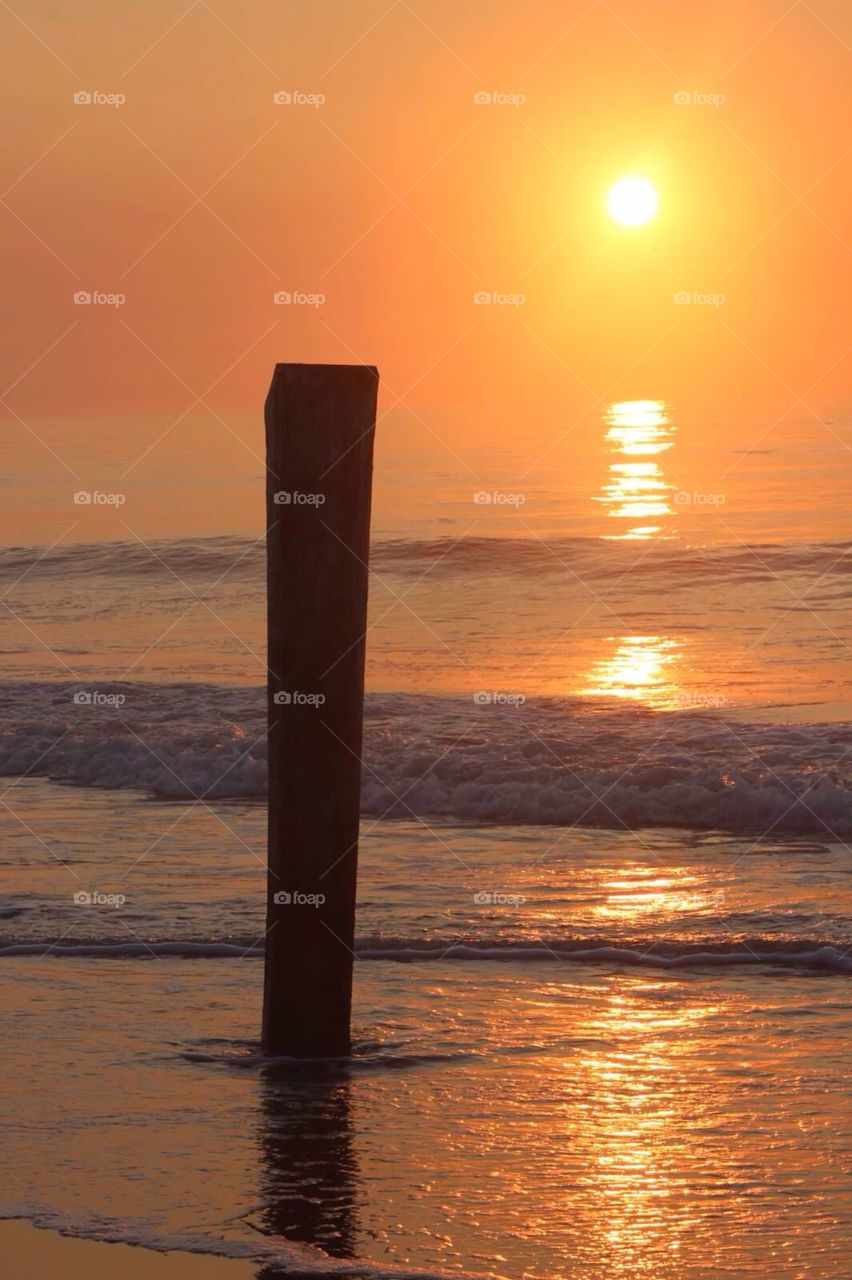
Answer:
top-left (2, 402), bottom-right (852, 1278)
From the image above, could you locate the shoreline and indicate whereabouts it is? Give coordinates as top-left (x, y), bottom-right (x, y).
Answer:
top-left (0, 1221), bottom-right (258, 1280)
top-left (0, 1220), bottom-right (477, 1280)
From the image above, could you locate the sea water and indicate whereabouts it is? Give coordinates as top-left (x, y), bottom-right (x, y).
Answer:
top-left (2, 400), bottom-right (851, 1277)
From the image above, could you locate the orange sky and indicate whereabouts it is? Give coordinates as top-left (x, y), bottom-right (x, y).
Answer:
top-left (1, 0), bottom-right (850, 423)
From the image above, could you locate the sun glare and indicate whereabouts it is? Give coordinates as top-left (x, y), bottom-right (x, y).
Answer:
top-left (607, 177), bottom-right (658, 227)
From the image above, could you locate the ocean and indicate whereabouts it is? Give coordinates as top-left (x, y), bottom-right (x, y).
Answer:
top-left (2, 399), bottom-right (852, 1278)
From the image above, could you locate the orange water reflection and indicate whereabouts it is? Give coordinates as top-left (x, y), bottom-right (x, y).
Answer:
top-left (582, 634), bottom-right (682, 707)
top-left (569, 981), bottom-right (723, 1279)
top-left (596, 399), bottom-right (675, 539)
top-left (593, 862), bottom-right (725, 922)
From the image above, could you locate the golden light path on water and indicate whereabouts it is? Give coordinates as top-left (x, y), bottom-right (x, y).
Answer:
top-left (581, 400), bottom-right (685, 708)
top-left (565, 983), bottom-right (725, 1277)
top-left (593, 862), bottom-right (723, 922)
top-left (572, 406), bottom-right (726, 1268)
top-left (596, 399), bottom-right (676, 540)
top-left (583, 634), bottom-right (682, 707)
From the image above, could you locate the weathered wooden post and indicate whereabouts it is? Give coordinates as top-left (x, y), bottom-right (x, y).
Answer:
top-left (262, 363), bottom-right (379, 1057)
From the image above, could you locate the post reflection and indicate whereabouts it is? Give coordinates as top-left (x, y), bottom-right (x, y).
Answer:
top-left (596, 399), bottom-right (675, 539)
top-left (255, 1067), bottom-right (360, 1279)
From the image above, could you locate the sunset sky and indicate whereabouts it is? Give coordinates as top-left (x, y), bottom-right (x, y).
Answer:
top-left (4, 10), bottom-right (852, 1278)
top-left (1, 0), bottom-right (850, 432)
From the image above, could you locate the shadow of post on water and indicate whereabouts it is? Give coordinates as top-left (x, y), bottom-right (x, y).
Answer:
top-left (254, 1062), bottom-right (364, 1280)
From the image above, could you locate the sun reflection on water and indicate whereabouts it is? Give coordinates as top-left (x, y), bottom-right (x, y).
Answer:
top-left (582, 634), bottom-right (682, 707)
top-left (594, 863), bottom-right (724, 922)
top-left (596, 399), bottom-right (676, 539)
top-left (568, 982), bottom-right (723, 1279)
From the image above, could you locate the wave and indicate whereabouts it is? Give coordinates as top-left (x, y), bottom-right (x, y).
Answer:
top-left (0, 1208), bottom-right (482, 1280)
top-left (2, 533), bottom-right (851, 584)
top-left (1, 683), bottom-right (851, 837)
top-left (3, 935), bottom-right (851, 973)
top-left (370, 535), bottom-right (852, 581)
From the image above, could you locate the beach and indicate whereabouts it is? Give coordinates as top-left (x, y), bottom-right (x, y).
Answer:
top-left (1, 1221), bottom-right (257, 1280)
top-left (4, 0), bottom-right (852, 1267)
top-left (2, 400), bottom-right (852, 1278)
top-left (3, 782), bottom-right (852, 1277)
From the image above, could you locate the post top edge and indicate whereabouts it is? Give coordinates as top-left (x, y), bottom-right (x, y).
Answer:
top-left (271, 363), bottom-right (379, 376)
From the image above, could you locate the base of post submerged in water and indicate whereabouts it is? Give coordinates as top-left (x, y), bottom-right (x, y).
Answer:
top-left (262, 363), bottom-right (379, 1058)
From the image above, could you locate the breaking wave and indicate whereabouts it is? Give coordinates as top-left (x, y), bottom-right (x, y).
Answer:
top-left (1, 682), bottom-right (850, 837)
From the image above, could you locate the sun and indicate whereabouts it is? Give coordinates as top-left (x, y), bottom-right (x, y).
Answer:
top-left (607, 177), bottom-right (658, 227)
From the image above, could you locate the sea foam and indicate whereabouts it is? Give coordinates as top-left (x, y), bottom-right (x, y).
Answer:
top-left (1, 682), bottom-right (850, 837)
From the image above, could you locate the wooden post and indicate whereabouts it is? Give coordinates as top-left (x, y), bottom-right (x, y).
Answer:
top-left (262, 363), bottom-right (379, 1057)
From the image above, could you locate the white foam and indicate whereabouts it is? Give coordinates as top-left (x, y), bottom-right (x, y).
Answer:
top-left (1, 683), bottom-right (850, 836)
top-left (0, 1204), bottom-right (487, 1278)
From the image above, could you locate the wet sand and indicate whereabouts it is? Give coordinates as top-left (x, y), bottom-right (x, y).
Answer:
top-left (1, 1221), bottom-right (257, 1280)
